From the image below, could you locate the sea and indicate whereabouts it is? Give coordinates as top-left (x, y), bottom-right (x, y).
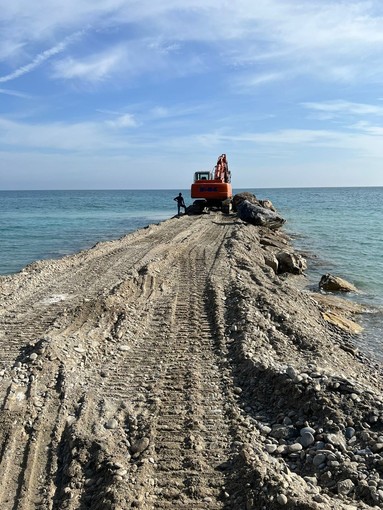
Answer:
top-left (0, 188), bottom-right (382, 361)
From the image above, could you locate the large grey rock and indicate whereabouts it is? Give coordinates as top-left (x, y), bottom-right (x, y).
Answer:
top-left (237, 200), bottom-right (286, 230)
top-left (263, 253), bottom-right (279, 273)
top-left (276, 251), bottom-right (307, 274)
top-left (233, 192), bottom-right (260, 211)
top-left (319, 274), bottom-right (357, 292)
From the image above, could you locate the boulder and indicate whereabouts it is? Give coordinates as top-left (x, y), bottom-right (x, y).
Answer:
top-left (321, 311), bottom-right (363, 334)
top-left (259, 199), bottom-right (276, 212)
top-left (276, 251), bottom-right (307, 274)
top-left (232, 192), bottom-right (260, 211)
top-left (237, 200), bottom-right (286, 230)
top-left (319, 274), bottom-right (357, 293)
top-left (263, 253), bottom-right (279, 273)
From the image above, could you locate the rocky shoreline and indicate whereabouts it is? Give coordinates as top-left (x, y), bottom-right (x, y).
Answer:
top-left (0, 197), bottom-right (382, 509)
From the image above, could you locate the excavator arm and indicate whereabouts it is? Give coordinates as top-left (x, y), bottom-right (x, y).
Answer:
top-left (214, 154), bottom-right (231, 183)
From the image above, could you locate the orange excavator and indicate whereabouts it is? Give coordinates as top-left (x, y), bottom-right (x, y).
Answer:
top-left (191, 154), bottom-right (232, 210)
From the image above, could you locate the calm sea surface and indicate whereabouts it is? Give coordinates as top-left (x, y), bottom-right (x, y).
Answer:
top-left (0, 188), bottom-right (382, 360)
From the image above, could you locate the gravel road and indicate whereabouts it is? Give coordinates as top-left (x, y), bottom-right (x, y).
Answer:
top-left (0, 211), bottom-right (382, 510)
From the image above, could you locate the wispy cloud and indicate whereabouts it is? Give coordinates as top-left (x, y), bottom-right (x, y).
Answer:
top-left (0, 31), bottom-right (84, 83)
top-left (105, 113), bottom-right (138, 128)
top-left (303, 100), bottom-right (383, 117)
top-left (0, 88), bottom-right (30, 98)
top-left (52, 48), bottom-right (124, 82)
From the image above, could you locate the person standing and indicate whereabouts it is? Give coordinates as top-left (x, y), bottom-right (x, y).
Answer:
top-left (174, 192), bottom-right (186, 215)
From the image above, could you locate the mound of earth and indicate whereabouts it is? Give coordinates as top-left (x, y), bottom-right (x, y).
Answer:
top-left (0, 211), bottom-right (382, 509)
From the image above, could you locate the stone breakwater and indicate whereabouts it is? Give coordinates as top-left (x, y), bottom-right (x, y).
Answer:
top-left (0, 206), bottom-right (381, 510)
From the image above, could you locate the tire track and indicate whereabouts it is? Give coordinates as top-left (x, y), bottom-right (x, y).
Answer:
top-left (0, 213), bottom-right (239, 509)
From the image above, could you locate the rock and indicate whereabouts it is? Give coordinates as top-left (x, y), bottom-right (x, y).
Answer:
top-left (263, 253), bottom-right (279, 273)
top-left (321, 312), bottom-right (363, 334)
top-left (131, 436), bottom-right (150, 454)
top-left (237, 200), bottom-right (286, 230)
top-left (319, 274), bottom-right (358, 293)
top-left (371, 443), bottom-right (383, 453)
top-left (337, 478), bottom-right (355, 495)
top-left (288, 443), bottom-right (303, 453)
top-left (105, 418), bottom-right (119, 430)
top-left (259, 199), bottom-right (276, 211)
top-left (276, 251), bottom-right (307, 274)
top-left (276, 493), bottom-right (288, 505)
top-left (29, 352), bottom-right (38, 361)
top-left (301, 431), bottom-right (315, 447)
top-left (270, 424), bottom-right (297, 440)
top-left (345, 427), bottom-right (355, 439)
top-left (300, 426), bottom-right (315, 436)
top-left (313, 453), bottom-right (327, 467)
top-left (311, 293), bottom-right (364, 315)
top-left (286, 366), bottom-right (297, 379)
top-left (232, 192), bottom-right (261, 210)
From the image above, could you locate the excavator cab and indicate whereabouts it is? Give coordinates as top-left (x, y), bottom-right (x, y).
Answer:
top-left (194, 171), bottom-right (212, 181)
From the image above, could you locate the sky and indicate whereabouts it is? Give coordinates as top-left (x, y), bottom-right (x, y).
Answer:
top-left (1, 0), bottom-right (383, 190)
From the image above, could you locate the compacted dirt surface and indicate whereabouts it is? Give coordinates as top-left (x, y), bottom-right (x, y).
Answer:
top-left (0, 211), bottom-right (383, 510)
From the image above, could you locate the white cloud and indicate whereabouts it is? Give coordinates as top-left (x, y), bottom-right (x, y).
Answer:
top-left (53, 52), bottom-right (121, 82)
top-left (2, 1), bottom-right (383, 87)
top-left (106, 113), bottom-right (138, 128)
top-left (0, 88), bottom-right (30, 98)
top-left (303, 100), bottom-right (383, 117)
top-left (0, 32), bottom-right (84, 83)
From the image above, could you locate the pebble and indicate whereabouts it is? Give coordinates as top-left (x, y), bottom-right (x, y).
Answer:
top-left (29, 353), bottom-right (38, 361)
top-left (300, 426), bottom-right (315, 436)
top-left (345, 427), bottom-right (355, 439)
top-left (277, 493), bottom-right (288, 505)
top-left (337, 478), bottom-right (354, 495)
top-left (300, 431), bottom-right (315, 447)
top-left (286, 366), bottom-right (296, 379)
top-left (131, 437), bottom-right (150, 454)
top-left (105, 418), bottom-right (118, 430)
top-left (265, 444), bottom-right (277, 454)
top-left (118, 345), bottom-right (130, 352)
top-left (371, 443), bottom-right (383, 453)
top-left (288, 443), bottom-right (302, 453)
top-left (313, 453), bottom-right (327, 467)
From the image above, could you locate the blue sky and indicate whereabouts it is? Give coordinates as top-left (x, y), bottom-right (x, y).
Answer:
top-left (1, 0), bottom-right (383, 190)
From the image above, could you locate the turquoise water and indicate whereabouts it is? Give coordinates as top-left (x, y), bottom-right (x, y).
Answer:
top-left (0, 187), bottom-right (382, 359)
top-left (0, 190), bottom-right (175, 275)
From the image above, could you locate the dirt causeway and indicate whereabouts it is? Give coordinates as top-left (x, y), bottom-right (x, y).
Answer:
top-left (0, 212), bottom-right (383, 509)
